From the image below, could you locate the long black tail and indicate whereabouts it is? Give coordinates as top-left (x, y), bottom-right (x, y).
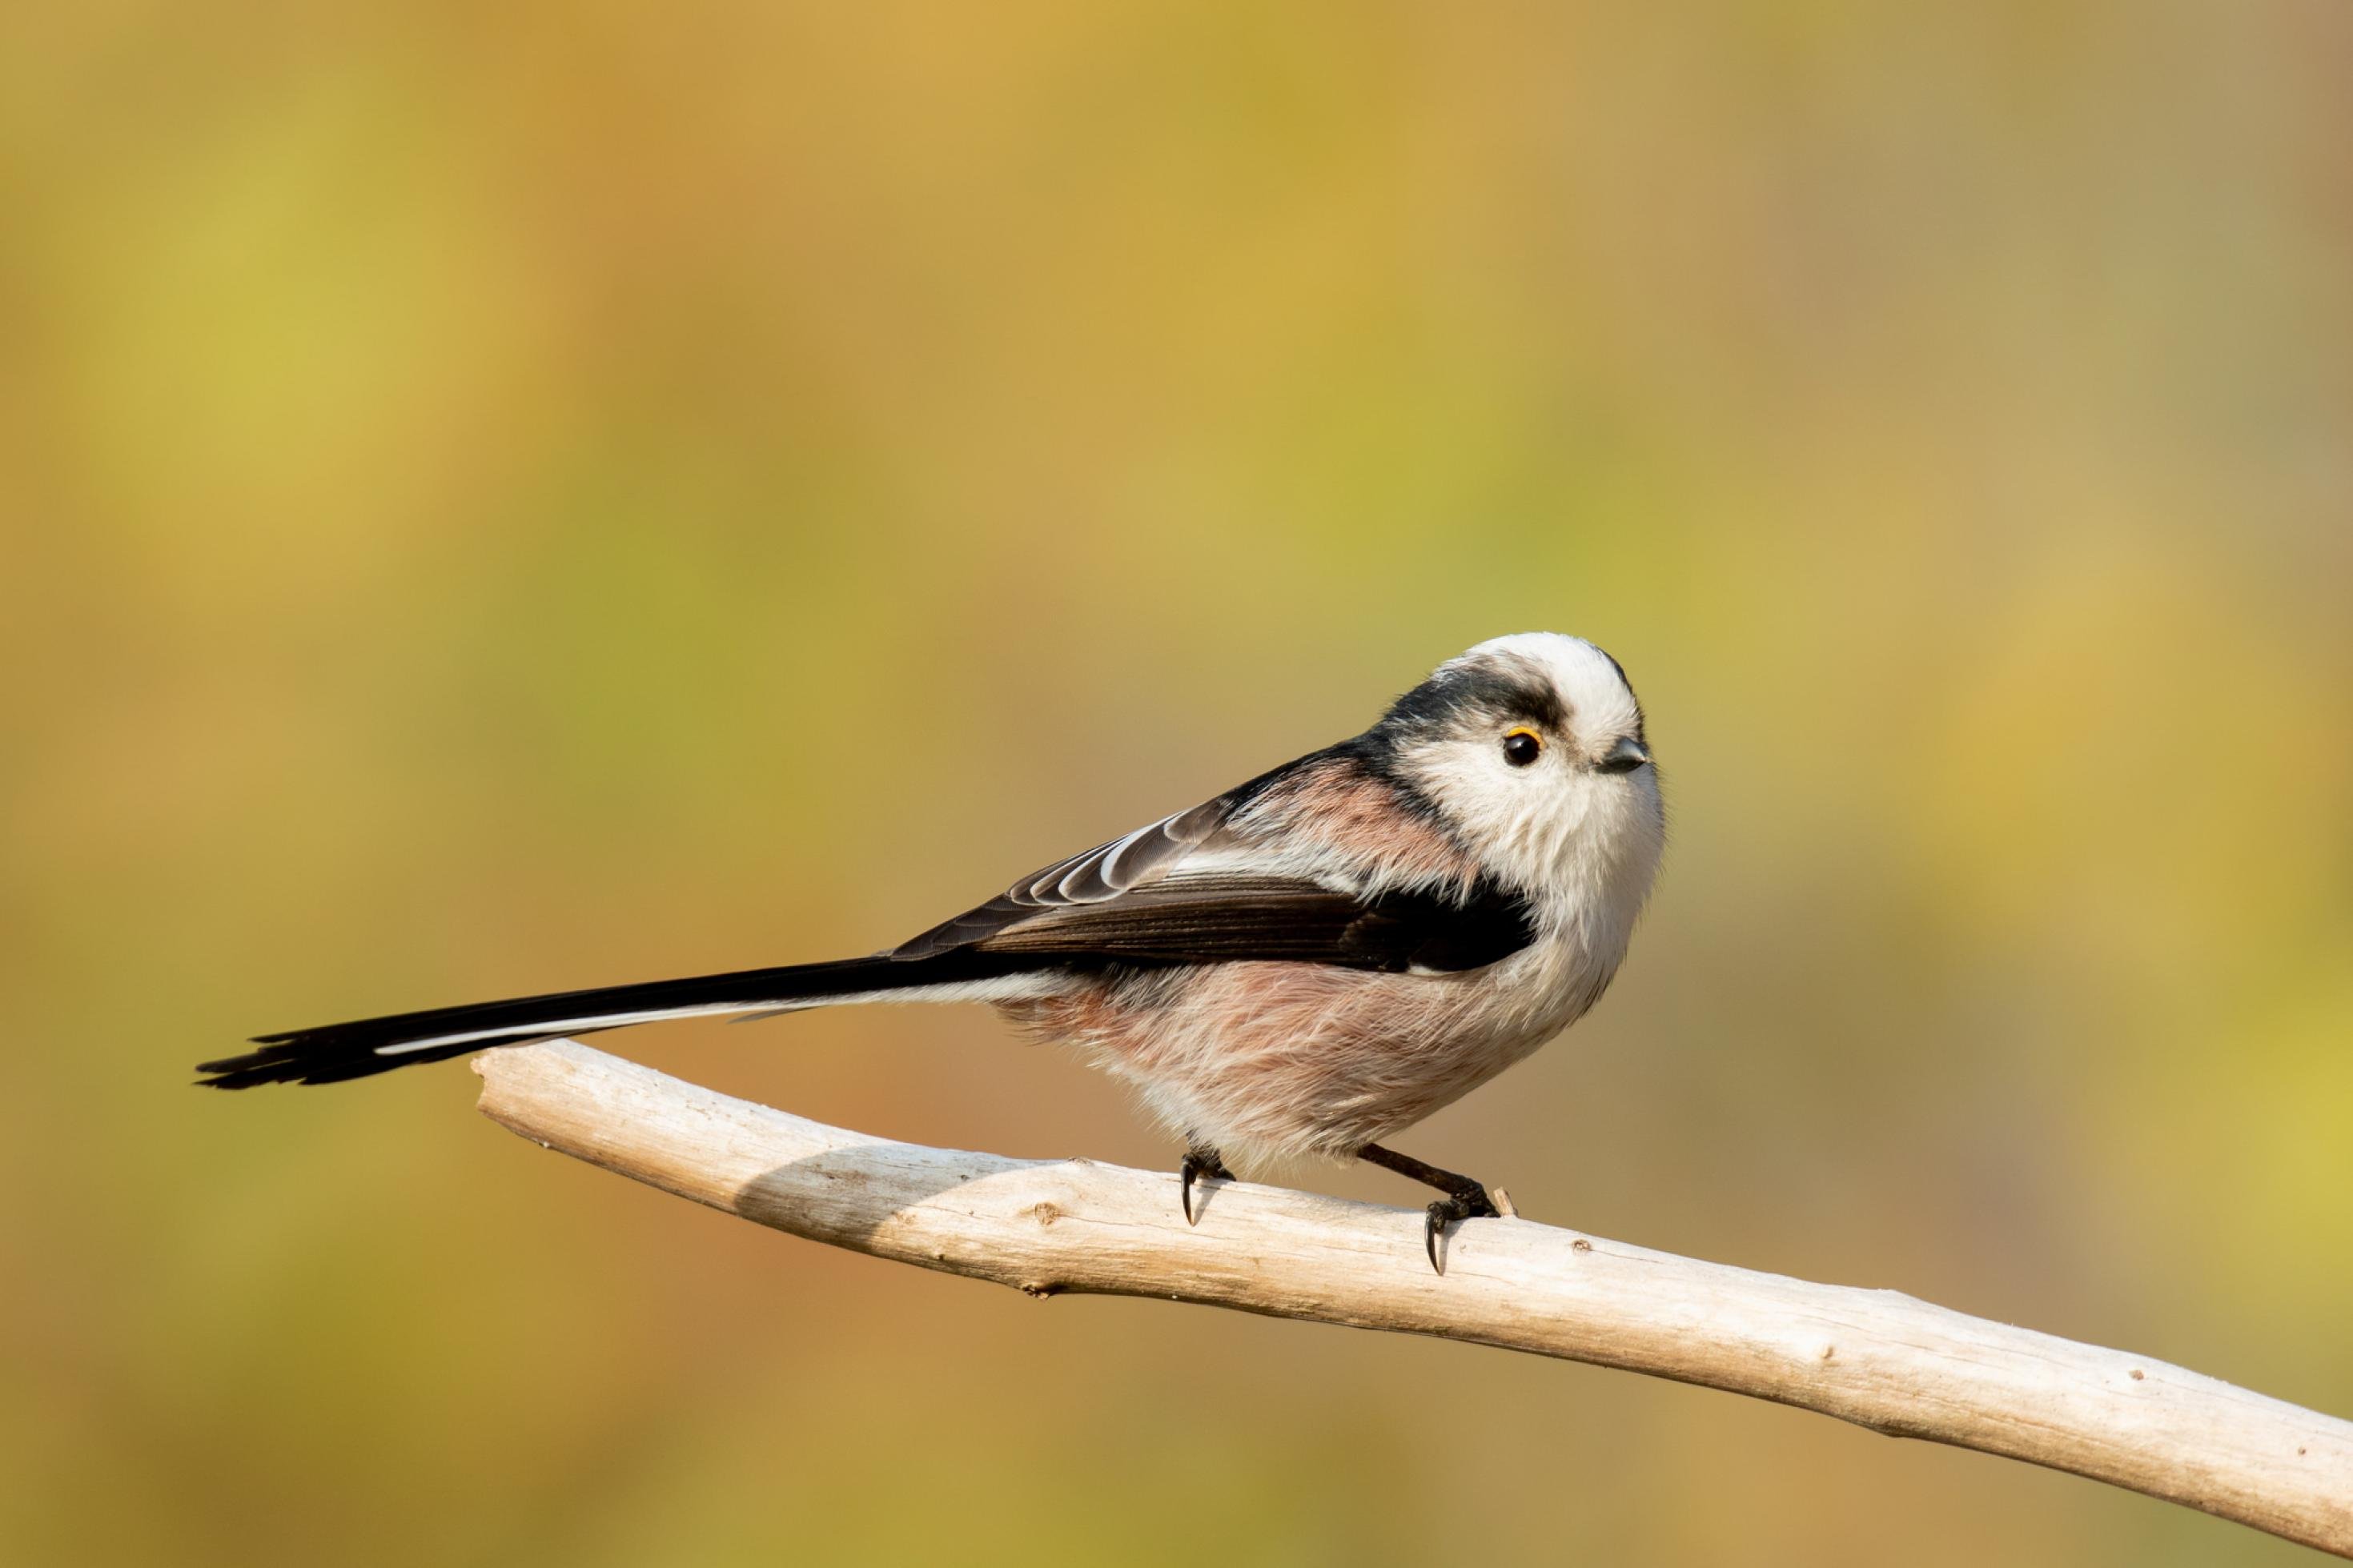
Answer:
top-left (197, 948), bottom-right (1038, 1089)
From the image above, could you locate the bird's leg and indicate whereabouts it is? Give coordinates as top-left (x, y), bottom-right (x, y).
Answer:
top-left (1358, 1143), bottom-right (1501, 1274)
top-left (1178, 1145), bottom-right (1231, 1225)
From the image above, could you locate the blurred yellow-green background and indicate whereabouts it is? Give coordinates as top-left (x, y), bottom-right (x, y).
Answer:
top-left (5, 2), bottom-right (2350, 1563)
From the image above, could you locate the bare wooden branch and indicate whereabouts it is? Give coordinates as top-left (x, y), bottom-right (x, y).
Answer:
top-left (474, 1041), bottom-right (2353, 1556)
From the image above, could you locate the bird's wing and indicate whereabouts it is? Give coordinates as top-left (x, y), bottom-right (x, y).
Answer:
top-left (889, 768), bottom-right (1536, 976)
top-left (956, 872), bottom-right (1538, 973)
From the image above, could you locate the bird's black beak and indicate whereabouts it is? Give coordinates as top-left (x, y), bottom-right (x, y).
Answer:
top-left (1596, 736), bottom-right (1651, 774)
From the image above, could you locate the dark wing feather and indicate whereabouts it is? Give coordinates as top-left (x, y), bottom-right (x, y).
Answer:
top-left (890, 759), bottom-right (1535, 975)
top-left (966, 873), bottom-right (1536, 973)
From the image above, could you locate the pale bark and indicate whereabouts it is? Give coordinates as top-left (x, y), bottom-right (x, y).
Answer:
top-left (474, 1040), bottom-right (2353, 1557)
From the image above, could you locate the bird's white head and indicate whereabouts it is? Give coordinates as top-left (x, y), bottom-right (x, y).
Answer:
top-left (1369, 633), bottom-right (1665, 917)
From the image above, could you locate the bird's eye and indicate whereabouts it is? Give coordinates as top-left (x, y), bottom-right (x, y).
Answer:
top-left (1501, 728), bottom-right (1544, 767)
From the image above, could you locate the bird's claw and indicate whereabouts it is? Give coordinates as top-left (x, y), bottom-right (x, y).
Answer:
top-left (1179, 1149), bottom-right (1231, 1225)
top-left (1423, 1185), bottom-right (1500, 1275)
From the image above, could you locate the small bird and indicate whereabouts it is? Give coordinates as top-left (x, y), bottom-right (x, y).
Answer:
top-left (200, 633), bottom-right (1665, 1272)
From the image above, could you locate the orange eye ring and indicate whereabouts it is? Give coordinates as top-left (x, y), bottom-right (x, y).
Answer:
top-left (1501, 727), bottom-right (1544, 767)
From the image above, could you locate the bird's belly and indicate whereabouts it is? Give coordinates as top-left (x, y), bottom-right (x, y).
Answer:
top-left (998, 939), bottom-right (1613, 1170)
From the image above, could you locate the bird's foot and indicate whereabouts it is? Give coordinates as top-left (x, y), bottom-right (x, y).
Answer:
top-left (1179, 1148), bottom-right (1232, 1225)
top-left (1423, 1181), bottom-right (1500, 1275)
top-left (1356, 1143), bottom-right (1506, 1275)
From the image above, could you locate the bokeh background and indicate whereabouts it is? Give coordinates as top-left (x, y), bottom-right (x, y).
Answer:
top-left (5, 2), bottom-right (2350, 1563)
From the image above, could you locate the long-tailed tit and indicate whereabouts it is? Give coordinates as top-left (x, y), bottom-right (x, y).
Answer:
top-left (200, 632), bottom-right (1665, 1271)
